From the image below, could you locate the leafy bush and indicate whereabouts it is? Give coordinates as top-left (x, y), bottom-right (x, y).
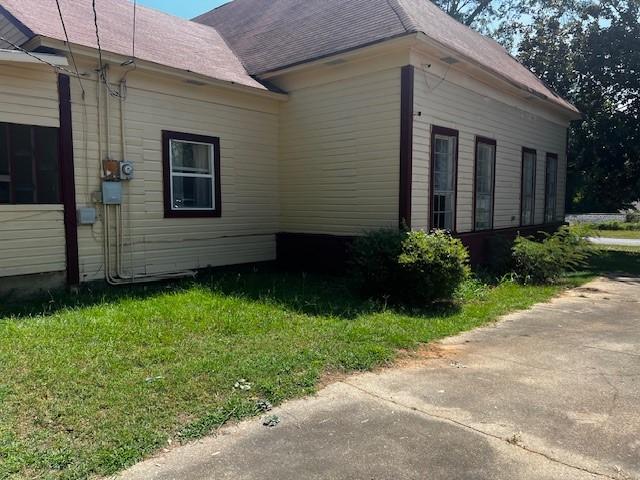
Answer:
top-left (512, 225), bottom-right (592, 284)
top-left (484, 235), bottom-right (515, 276)
top-left (589, 220), bottom-right (640, 231)
top-left (350, 228), bottom-right (405, 297)
top-left (350, 229), bottom-right (470, 304)
top-left (398, 231), bottom-right (470, 303)
top-left (626, 210), bottom-right (640, 224)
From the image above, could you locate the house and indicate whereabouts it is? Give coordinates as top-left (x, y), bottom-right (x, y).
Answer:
top-left (0, 0), bottom-right (580, 291)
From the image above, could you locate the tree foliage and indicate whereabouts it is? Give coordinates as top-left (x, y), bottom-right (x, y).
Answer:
top-left (430, 0), bottom-right (528, 47)
top-left (432, 0), bottom-right (640, 212)
top-left (518, 0), bottom-right (640, 211)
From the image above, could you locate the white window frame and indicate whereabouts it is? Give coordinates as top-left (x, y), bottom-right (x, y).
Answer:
top-left (431, 127), bottom-right (458, 231)
top-left (521, 148), bottom-right (537, 226)
top-left (162, 130), bottom-right (221, 219)
top-left (169, 139), bottom-right (216, 212)
top-left (474, 138), bottom-right (496, 231)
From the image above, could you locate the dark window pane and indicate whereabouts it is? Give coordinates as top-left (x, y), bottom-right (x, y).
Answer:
top-left (0, 124), bottom-right (8, 176)
top-left (11, 125), bottom-right (35, 204)
top-left (0, 182), bottom-right (9, 203)
top-left (35, 127), bottom-right (60, 203)
top-left (172, 176), bottom-right (213, 209)
top-left (171, 140), bottom-right (211, 174)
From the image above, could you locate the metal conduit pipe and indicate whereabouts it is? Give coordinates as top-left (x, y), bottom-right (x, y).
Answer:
top-left (98, 65), bottom-right (194, 285)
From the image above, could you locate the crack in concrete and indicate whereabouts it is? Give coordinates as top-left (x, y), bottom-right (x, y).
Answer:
top-left (342, 380), bottom-right (620, 480)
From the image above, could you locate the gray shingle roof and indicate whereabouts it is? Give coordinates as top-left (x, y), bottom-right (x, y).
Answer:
top-left (195, 0), bottom-right (577, 113)
top-left (0, 0), bottom-right (265, 90)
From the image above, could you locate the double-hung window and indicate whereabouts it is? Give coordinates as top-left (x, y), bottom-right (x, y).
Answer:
top-left (544, 153), bottom-right (558, 223)
top-left (521, 148), bottom-right (537, 226)
top-left (474, 137), bottom-right (496, 230)
top-left (0, 122), bottom-right (60, 204)
top-left (431, 126), bottom-right (458, 231)
top-left (162, 131), bottom-right (221, 218)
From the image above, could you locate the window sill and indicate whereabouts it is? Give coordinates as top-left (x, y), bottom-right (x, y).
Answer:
top-left (164, 209), bottom-right (221, 219)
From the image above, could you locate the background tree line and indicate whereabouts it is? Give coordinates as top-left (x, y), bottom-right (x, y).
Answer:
top-left (432, 0), bottom-right (639, 212)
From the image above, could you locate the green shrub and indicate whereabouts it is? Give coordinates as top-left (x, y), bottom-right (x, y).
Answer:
top-left (350, 228), bottom-right (405, 297)
top-left (590, 220), bottom-right (640, 231)
top-left (398, 231), bottom-right (470, 303)
top-left (626, 210), bottom-right (640, 223)
top-left (350, 229), bottom-right (470, 304)
top-left (512, 225), bottom-right (592, 284)
top-left (484, 235), bottom-right (515, 276)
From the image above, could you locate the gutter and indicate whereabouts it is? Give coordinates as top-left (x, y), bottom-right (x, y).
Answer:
top-left (0, 48), bottom-right (68, 66)
top-left (31, 36), bottom-right (289, 102)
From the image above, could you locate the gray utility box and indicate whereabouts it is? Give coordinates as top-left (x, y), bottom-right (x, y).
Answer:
top-left (77, 207), bottom-right (97, 225)
top-left (102, 181), bottom-right (123, 205)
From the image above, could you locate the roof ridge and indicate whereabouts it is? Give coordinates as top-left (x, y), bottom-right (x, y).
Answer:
top-left (189, 2), bottom-right (254, 76)
top-left (386, 0), bottom-right (418, 32)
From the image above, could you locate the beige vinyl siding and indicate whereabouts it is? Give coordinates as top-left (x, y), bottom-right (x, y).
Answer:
top-left (70, 61), bottom-right (280, 282)
top-left (0, 14), bottom-right (29, 49)
top-left (0, 62), bottom-right (59, 127)
top-left (0, 206), bottom-right (66, 277)
top-left (411, 62), bottom-right (568, 232)
top-left (278, 66), bottom-right (402, 235)
top-left (0, 64), bottom-right (65, 279)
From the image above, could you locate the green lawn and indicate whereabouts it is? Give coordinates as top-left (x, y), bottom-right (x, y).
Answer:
top-left (596, 229), bottom-right (640, 239)
top-left (0, 249), bottom-right (638, 479)
top-left (586, 245), bottom-right (640, 275)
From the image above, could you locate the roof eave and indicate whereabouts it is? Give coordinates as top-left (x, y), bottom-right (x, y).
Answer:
top-left (257, 32), bottom-right (419, 79)
top-left (0, 4), bottom-right (34, 40)
top-left (414, 32), bottom-right (581, 120)
top-left (34, 36), bottom-right (288, 101)
top-left (0, 48), bottom-right (68, 66)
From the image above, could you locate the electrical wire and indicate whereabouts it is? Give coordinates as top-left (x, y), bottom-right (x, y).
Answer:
top-left (92, 0), bottom-right (104, 72)
top-left (0, 34), bottom-right (80, 77)
top-left (91, 0), bottom-right (122, 97)
top-left (132, 0), bottom-right (137, 59)
top-left (422, 63), bottom-right (452, 93)
top-left (55, 0), bottom-right (85, 99)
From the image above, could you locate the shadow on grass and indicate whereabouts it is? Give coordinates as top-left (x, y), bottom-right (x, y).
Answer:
top-left (583, 247), bottom-right (640, 276)
top-left (4, 247), bottom-right (640, 322)
top-left (0, 263), bottom-right (462, 321)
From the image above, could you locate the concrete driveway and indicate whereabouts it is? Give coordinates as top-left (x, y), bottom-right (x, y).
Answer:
top-left (589, 237), bottom-right (640, 247)
top-left (119, 277), bottom-right (640, 480)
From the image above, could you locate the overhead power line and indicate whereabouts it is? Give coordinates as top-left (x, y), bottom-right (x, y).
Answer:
top-left (92, 0), bottom-right (122, 97)
top-left (0, 34), bottom-right (80, 77)
top-left (92, 0), bottom-right (105, 72)
top-left (132, 0), bottom-right (137, 59)
top-left (55, 0), bottom-right (85, 97)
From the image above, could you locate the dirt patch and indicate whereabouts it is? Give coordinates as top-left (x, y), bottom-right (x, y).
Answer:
top-left (317, 369), bottom-right (353, 390)
top-left (318, 343), bottom-right (466, 389)
top-left (392, 343), bottom-right (465, 369)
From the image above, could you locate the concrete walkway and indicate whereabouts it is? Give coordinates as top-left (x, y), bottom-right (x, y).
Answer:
top-left (119, 277), bottom-right (640, 480)
top-left (589, 237), bottom-right (640, 247)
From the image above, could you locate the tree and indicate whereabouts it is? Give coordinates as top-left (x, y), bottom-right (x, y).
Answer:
top-left (518, 0), bottom-right (640, 211)
top-left (433, 0), bottom-right (640, 211)
top-left (430, 0), bottom-right (528, 47)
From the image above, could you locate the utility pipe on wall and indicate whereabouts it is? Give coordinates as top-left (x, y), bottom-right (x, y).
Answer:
top-left (97, 63), bottom-right (194, 285)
